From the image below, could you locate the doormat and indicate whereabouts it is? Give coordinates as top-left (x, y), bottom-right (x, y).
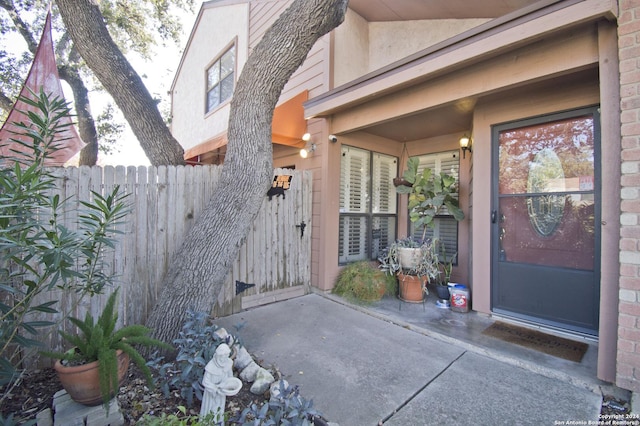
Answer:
top-left (481, 322), bottom-right (588, 363)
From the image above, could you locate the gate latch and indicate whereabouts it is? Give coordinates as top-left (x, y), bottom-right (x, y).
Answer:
top-left (295, 221), bottom-right (306, 239)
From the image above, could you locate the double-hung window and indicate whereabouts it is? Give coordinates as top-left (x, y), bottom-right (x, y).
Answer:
top-left (206, 45), bottom-right (235, 113)
top-left (339, 146), bottom-right (397, 264)
top-left (409, 150), bottom-right (461, 260)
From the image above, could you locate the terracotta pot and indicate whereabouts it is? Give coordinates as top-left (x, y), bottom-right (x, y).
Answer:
top-left (54, 350), bottom-right (130, 406)
top-left (397, 273), bottom-right (426, 303)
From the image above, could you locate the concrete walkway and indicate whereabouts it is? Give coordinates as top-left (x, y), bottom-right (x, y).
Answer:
top-left (214, 293), bottom-right (602, 426)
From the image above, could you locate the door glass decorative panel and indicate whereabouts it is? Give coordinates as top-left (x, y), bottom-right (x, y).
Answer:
top-left (498, 115), bottom-right (595, 270)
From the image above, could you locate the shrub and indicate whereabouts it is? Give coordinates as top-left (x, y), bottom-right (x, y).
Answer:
top-left (333, 261), bottom-right (395, 303)
top-left (231, 380), bottom-right (323, 426)
top-left (0, 90), bottom-right (129, 393)
top-left (148, 309), bottom-right (234, 408)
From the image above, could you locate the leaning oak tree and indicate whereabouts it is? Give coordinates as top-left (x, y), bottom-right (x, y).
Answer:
top-left (57, 0), bottom-right (348, 344)
top-left (56, 0), bottom-right (186, 165)
top-left (146, 0), bottom-right (348, 344)
top-left (2, 0), bottom-right (191, 165)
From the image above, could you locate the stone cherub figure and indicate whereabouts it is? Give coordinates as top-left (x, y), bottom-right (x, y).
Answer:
top-left (200, 343), bottom-right (243, 422)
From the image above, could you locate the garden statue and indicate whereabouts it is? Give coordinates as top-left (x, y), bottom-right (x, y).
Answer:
top-left (200, 344), bottom-right (243, 422)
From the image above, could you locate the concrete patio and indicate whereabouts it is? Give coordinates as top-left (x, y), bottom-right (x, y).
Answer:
top-left (214, 293), bottom-right (606, 425)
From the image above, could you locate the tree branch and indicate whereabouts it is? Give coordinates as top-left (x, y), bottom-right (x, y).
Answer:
top-left (55, 0), bottom-right (185, 165)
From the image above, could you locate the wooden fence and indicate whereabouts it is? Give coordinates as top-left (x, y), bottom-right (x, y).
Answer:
top-left (28, 165), bottom-right (312, 355)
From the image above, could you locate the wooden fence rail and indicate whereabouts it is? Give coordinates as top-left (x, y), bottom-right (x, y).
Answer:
top-left (26, 165), bottom-right (312, 356)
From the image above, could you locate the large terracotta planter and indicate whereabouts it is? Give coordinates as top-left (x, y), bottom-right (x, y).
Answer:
top-left (397, 273), bottom-right (426, 303)
top-left (54, 350), bottom-right (130, 406)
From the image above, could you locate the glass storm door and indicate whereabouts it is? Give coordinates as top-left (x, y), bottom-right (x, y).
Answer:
top-left (491, 107), bottom-right (600, 336)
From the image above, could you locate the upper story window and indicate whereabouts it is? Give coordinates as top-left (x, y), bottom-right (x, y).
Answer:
top-left (206, 45), bottom-right (236, 113)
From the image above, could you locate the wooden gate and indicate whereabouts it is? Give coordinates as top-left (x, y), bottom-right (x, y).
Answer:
top-left (26, 165), bottom-right (312, 356)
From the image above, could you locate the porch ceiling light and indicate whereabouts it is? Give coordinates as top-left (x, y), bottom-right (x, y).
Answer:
top-left (460, 135), bottom-right (472, 159)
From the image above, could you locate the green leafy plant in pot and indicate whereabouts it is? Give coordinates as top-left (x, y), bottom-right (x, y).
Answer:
top-left (42, 288), bottom-right (171, 408)
top-left (379, 238), bottom-right (440, 302)
top-left (384, 156), bottom-right (465, 302)
top-left (435, 239), bottom-right (458, 301)
top-left (395, 156), bottom-right (465, 237)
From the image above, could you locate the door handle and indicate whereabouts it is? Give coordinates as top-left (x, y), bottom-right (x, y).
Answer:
top-left (491, 210), bottom-right (497, 223)
top-left (295, 221), bottom-right (306, 239)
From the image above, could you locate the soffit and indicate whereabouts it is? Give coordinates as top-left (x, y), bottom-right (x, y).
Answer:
top-left (348, 0), bottom-right (540, 21)
top-left (360, 69), bottom-right (598, 142)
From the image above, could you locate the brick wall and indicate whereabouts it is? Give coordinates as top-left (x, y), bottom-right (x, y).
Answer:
top-left (618, 0), bottom-right (640, 393)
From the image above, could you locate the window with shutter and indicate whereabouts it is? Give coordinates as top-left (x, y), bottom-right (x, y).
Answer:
top-left (409, 150), bottom-right (461, 261)
top-left (339, 147), bottom-right (398, 264)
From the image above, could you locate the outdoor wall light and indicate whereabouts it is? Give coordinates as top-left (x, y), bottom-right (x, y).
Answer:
top-left (299, 133), bottom-right (315, 158)
top-left (300, 143), bottom-right (316, 158)
top-left (460, 135), bottom-right (472, 159)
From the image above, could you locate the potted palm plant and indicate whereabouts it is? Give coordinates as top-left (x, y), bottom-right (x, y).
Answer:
top-left (42, 288), bottom-right (170, 408)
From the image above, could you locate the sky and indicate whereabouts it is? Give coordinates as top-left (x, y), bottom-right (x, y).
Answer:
top-left (2, 3), bottom-right (202, 167)
top-left (77, 4), bottom-right (201, 167)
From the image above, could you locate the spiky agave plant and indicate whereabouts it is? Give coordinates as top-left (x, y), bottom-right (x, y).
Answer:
top-left (42, 288), bottom-right (171, 406)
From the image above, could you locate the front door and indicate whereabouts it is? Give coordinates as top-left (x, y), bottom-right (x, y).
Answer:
top-left (491, 107), bottom-right (600, 336)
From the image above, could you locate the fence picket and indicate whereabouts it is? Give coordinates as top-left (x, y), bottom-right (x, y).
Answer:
top-left (23, 165), bottom-right (310, 362)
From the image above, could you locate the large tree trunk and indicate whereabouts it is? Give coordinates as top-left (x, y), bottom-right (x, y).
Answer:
top-left (144, 0), bottom-right (348, 345)
top-left (58, 65), bottom-right (98, 165)
top-left (55, 0), bottom-right (185, 166)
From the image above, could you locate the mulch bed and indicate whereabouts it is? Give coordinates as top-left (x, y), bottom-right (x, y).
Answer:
top-left (1, 365), bottom-right (269, 424)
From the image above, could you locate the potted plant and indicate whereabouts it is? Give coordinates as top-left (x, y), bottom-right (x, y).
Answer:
top-left (379, 238), bottom-right (440, 302)
top-left (42, 288), bottom-right (170, 408)
top-left (395, 156), bottom-right (465, 238)
top-left (392, 156), bottom-right (465, 302)
top-left (435, 241), bottom-right (458, 302)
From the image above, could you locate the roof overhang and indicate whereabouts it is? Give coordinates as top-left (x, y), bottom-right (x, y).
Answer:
top-left (271, 90), bottom-right (308, 147)
top-left (349, 0), bottom-right (540, 21)
top-left (183, 90), bottom-right (308, 160)
top-left (304, 0), bottom-right (617, 123)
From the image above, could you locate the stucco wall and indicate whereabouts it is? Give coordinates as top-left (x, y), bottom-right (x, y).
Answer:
top-left (170, 3), bottom-right (249, 151)
top-left (333, 9), bottom-right (370, 87)
top-left (333, 13), bottom-right (489, 87)
top-left (368, 19), bottom-right (489, 71)
top-left (617, 0), bottom-right (640, 394)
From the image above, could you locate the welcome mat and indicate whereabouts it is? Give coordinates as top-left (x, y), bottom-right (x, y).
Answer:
top-left (481, 322), bottom-right (588, 363)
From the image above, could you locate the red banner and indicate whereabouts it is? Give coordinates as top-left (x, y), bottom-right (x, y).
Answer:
top-left (0, 12), bottom-right (85, 165)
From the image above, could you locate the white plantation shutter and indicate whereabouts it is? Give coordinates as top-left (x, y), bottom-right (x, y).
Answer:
top-left (339, 147), bottom-right (398, 263)
top-left (372, 215), bottom-right (396, 259)
top-left (411, 150), bottom-right (460, 259)
top-left (339, 216), bottom-right (368, 263)
top-left (372, 153), bottom-right (397, 214)
top-left (340, 147), bottom-right (370, 213)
